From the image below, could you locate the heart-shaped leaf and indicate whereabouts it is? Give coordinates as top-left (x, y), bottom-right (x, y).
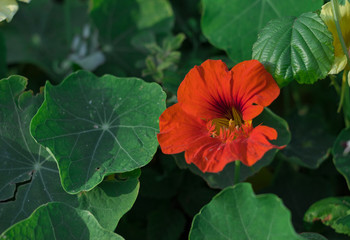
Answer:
top-left (0, 202), bottom-right (123, 240)
top-left (201, 0), bottom-right (323, 63)
top-left (30, 70), bottom-right (166, 193)
top-left (252, 12), bottom-right (334, 87)
top-left (189, 183), bottom-right (303, 240)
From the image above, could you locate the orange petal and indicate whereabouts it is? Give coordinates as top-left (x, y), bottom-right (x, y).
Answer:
top-left (185, 138), bottom-right (235, 173)
top-left (231, 60), bottom-right (280, 121)
top-left (177, 59), bottom-right (233, 119)
top-left (230, 125), bottom-right (284, 166)
top-left (157, 104), bottom-right (209, 154)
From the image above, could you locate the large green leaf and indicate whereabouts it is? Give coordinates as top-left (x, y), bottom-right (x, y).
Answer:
top-left (189, 183), bottom-right (303, 240)
top-left (252, 12), bottom-right (334, 87)
top-left (0, 202), bottom-right (123, 240)
top-left (304, 197), bottom-right (350, 237)
top-left (30, 70), bottom-right (166, 193)
top-left (89, 0), bottom-right (174, 76)
top-left (0, 75), bottom-right (76, 233)
top-left (201, 0), bottom-right (323, 63)
top-left (78, 177), bottom-right (140, 232)
top-left (0, 0), bottom-right (88, 80)
top-left (0, 76), bottom-right (141, 233)
top-left (332, 128), bottom-right (350, 190)
top-left (175, 108), bottom-right (290, 189)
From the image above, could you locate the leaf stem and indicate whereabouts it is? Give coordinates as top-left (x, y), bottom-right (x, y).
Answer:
top-left (330, 75), bottom-right (341, 94)
top-left (234, 160), bottom-right (241, 185)
top-left (331, 0), bottom-right (350, 64)
top-left (337, 71), bottom-right (347, 113)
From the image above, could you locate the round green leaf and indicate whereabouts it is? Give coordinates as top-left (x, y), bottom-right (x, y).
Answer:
top-left (332, 128), bottom-right (350, 190)
top-left (0, 202), bottom-right (123, 240)
top-left (30, 70), bottom-right (166, 193)
top-left (175, 108), bottom-right (290, 189)
top-left (304, 197), bottom-right (350, 237)
top-left (252, 12), bottom-right (334, 87)
top-left (0, 76), bottom-right (141, 233)
top-left (201, 0), bottom-right (323, 63)
top-left (0, 76), bottom-right (76, 233)
top-left (189, 183), bottom-right (303, 240)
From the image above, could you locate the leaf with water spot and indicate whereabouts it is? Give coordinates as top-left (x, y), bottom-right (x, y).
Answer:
top-left (0, 202), bottom-right (124, 240)
top-left (30, 70), bottom-right (166, 193)
top-left (0, 75), bottom-right (76, 233)
top-left (201, 0), bottom-right (323, 63)
top-left (189, 183), bottom-right (304, 240)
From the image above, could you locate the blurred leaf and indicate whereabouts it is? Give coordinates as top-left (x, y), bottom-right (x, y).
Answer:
top-left (253, 13), bottom-right (334, 87)
top-left (147, 206), bottom-right (186, 240)
top-left (0, 32), bottom-right (6, 77)
top-left (189, 183), bottom-right (303, 240)
top-left (0, 75), bottom-right (76, 233)
top-left (0, 0), bottom-right (88, 81)
top-left (332, 128), bottom-right (350, 190)
top-left (90, 0), bottom-right (174, 76)
top-left (304, 197), bottom-right (350, 237)
top-left (78, 178), bottom-right (139, 232)
top-left (175, 108), bottom-right (290, 189)
top-left (300, 232), bottom-right (328, 240)
top-left (0, 202), bottom-right (124, 240)
top-left (30, 70), bottom-right (166, 193)
top-left (339, 0), bottom-right (350, 5)
top-left (201, 0), bottom-right (323, 63)
top-left (282, 112), bottom-right (335, 169)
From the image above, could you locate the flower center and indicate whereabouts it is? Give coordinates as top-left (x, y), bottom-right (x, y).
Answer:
top-left (207, 107), bottom-right (251, 142)
top-left (211, 107), bottom-right (243, 133)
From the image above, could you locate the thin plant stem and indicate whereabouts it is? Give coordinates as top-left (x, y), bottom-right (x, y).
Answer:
top-left (234, 160), bottom-right (241, 185)
top-left (330, 75), bottom-right (341, 94)
top-left (338, 71), bottom-right (347, 113)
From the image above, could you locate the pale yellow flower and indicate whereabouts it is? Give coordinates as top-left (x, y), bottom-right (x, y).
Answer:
top-left (0, 0), bottom-right (30, 23)
top-left (320, 1), bottom-right (350, 74)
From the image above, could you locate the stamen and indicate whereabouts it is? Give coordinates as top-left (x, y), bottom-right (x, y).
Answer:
top-left (208, 106), bottom-right (250, 142)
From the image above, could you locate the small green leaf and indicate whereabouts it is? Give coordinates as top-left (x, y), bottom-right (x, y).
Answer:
top-left (0, 202), bottom-right (123, 240)
top-left (252, 12), bottom-right (334, 87)
top-left (30, 70), bottom-right (166, 193)
top-left (201, 0), bottom-right (323, 63)
top-left (175, 108), bottom-right (290, 189)
top-left (189, 183), bottom-right (303, 240)
top-left (304, 197), bottom-right (350, 237)
top-left (332, 128), bottom-right (350, 190)
top-left (78, 178), bottom-right (140, 231)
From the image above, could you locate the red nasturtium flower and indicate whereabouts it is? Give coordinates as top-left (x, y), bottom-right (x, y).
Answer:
top-left (157, 59), bottom-right (283, 173)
